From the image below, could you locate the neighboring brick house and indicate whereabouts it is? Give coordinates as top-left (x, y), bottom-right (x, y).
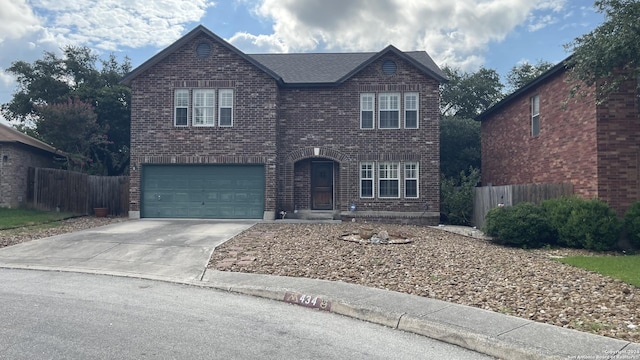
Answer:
top-left (121, 25), bottom-right (446, 223)
top-left (0, 123), bottom-right (63, 208)
top-left (476, 57), bottom-right (640, 216)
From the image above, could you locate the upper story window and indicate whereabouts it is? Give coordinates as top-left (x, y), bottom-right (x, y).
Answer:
top-left (193, 89), bottom-right (215, 126)
top-left (531, 94), bottom-right (540, 137)
top-left (404, 93), bottom-right (419, 129)
top-left (219, 89), bottom-right (234, 127)
top-left (379, 93), bottom-right (400, 129)
top-left (174, 89), bottom-right (189, 127)
top-left (360, 93), bottom-right (375, 129)
top-left (173, 88), bottom-right (234, 128)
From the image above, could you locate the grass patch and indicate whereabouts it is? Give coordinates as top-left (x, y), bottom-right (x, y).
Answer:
top-left (0, 208), bottom-right (75, 230)
top-left (558, 255), bottom-right (640, 287)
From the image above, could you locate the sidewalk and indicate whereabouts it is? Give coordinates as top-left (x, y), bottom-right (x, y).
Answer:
top-left (198, 270), bottom-right (640, 360)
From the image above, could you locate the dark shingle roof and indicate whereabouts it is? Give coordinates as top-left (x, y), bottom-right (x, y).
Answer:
top-left (0, 122), bottom-right (62, 155)
top-left (249, 49), bottom-right (447, 84)
top-left (121, 25), bottom-right (447, 86)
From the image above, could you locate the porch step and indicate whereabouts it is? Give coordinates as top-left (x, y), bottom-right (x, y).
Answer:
top-left (290, 210), bottom-right (338, 220)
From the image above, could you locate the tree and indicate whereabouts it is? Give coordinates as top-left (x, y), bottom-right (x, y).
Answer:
top-left (36, 98), bottom-right (110, 172)
top-left (564, 0), bottom-right (640, 98)
top-left (1, 46), bottom-right (131, 175)
top-left (505, 60), bottom-right (554, 93)
top-left (440, 117), bottom-right (481, 180)
top-left (440, 66), bottom-right (504, 119)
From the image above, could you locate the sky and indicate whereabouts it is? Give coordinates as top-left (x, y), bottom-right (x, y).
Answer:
top-left (0, 0), bottom-right (604, 124)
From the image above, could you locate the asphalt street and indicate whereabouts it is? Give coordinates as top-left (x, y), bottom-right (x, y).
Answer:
top-left (0, 269), bottom-right (493, 360)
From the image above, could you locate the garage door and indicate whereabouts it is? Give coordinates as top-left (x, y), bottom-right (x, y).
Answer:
top-left (141, 165), bottom-right (264, 219)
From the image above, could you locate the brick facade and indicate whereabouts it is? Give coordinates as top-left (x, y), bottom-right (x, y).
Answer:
top-left (480, 65), bottom-right (640, 216)
top-left (0, 143), bottom-right (58, 208)
top-left (125, 27), bottom-right (442, 223)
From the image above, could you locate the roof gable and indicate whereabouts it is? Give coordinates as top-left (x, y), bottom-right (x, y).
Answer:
top-left (121, 25), bottom-right (283, 86)
top-left (0, 123), bottom-right (62, 155)
top-left (476, 56), bottom-right (570, 122)
top-left (121, 25), bottom-right (447, 87)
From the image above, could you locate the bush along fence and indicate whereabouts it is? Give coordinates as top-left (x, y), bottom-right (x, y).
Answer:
top-left (473, 183), bottom-right (574, 228)
top-left (27, 167), bottom-right (129, 216)
top-left (483, 197), bottom-right (628, 251)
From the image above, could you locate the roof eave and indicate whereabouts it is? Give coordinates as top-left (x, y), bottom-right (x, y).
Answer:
top-left (120, 25), bottom-right (283, 86)
top-left (475, 56), bottom-right (571, 122)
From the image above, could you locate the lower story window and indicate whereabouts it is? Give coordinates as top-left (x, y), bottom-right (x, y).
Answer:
top-left (404, 162), bottom-right (418, 198)
top-left (378, 162), bottom-right (400, 198)
top-left (360, 162), bottom-right (374, 198)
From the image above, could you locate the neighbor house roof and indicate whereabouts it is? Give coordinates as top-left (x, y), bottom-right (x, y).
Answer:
top-left (475, 56), bottom-right (571, 122)
top-left (0, 122), bottom-right (62, 155)
top-left (121, 25), bottom-right (447, 87)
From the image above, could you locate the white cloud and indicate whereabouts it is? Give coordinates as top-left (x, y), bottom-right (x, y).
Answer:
top-left (0, 0), bottom-right (41, 44)
top-left (233, 0), bottom-right (569, 70)
top-left (27, 0), bottom-right (215, 50)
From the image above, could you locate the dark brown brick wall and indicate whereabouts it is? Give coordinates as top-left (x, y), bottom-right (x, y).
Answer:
top-left (129, 33), bottom-right (441, 221)
top-left (128, 34), bottom-right (279, 214)
top-left (277, 53), bottom-right (440, 216)
top-left (481, 69), bottom-right (640, 215)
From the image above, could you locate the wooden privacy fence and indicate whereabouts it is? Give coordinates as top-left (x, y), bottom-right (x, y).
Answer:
top-left (473, 183), bottom-right (573, 228)
top-left (27, 167), bottom-right (129, 216)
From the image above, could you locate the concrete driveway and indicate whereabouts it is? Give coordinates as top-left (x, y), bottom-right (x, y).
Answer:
top-left (0, 220), bottom-right (256, 282)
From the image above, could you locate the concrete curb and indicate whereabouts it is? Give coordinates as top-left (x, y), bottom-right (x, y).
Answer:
top-left (199, 275), bottom-right (638, 360)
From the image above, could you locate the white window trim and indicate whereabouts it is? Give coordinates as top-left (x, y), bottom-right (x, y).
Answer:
top-left (378, 93), bottom-right (401, 129)
top-left (192, 89), bottom-right (215, 127)
top-left (531, 94), bottom-right (540, 137)
top-left (174, 89), bottom-right (189, 127)
top-left (360, 93), bottom-right (375, 129)
top-left (404, 162), bottom-right (419, 198)
top-left (378, 162), bottom-right (400, 198)
top-left (360, 162), bottom-right (375, 198)
top-left (218, 89), bottom-right (234, 127)
top-left (404, 92), bottom-right (419, 129)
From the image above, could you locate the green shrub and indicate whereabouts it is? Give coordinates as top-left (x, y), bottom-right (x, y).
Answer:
top-left (541, 196), bottom-right (584, 248)
top-left (543, 197), bottom-right (621, 251)
top-left (483, 202), bottom-right (555, 248)
top-left (440, 167), bottom-right (480, 226)
top-left (623, 202), bottom-right (640, 248)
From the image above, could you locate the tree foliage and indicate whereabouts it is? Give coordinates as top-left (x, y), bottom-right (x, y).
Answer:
top-left (505, 60), bottom-right (554, 93)
top-left (440, 66), bottom-right (503, 119)
top-left (440, 117), bottom-right (480, 179)
top-left (564, 0), bottom-right (640, 98)
top-left (1, 46), bottom-right (132, 175)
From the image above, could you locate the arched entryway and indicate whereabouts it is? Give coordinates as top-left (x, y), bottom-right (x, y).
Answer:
top-left (293, 158), bottom-right (338, 210)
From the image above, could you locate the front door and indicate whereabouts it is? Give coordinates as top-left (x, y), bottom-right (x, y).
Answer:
top-left (311, 162), bottom-right (333, 210)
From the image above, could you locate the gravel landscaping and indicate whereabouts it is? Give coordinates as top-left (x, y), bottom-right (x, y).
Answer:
top-left (0, 216), bottom-right (128, 248)
top-left (209, 222), bottom-right (640, 343)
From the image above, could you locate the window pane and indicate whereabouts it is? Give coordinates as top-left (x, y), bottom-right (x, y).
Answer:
top-left (405, 111), bottom-right (417, 128)
top-left (175, 108), bottom-right (187, 126)
top-left (379, 180), bottom-right (398, 197)
top-left (220, 108), bottom-right (232, 126)
top-left (532, 115), bottom-right (540, 136)
top-left (361, 111), bottom-right (373, 129)
top-left (380, 111), bottom-right (399, 128)
top-left (361, 180), bottom-right (373, 198)
top-left (405, 180), bottom-right (417, 198)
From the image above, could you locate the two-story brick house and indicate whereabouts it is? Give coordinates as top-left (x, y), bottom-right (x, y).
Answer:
top-left (476, 57), bottom-right (640, 216)
top-left (121, 25), bottom-right (446, 223)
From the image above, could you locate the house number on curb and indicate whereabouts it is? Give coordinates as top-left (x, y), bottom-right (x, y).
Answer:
top-left (284, 291), bottom-right (332, 311)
